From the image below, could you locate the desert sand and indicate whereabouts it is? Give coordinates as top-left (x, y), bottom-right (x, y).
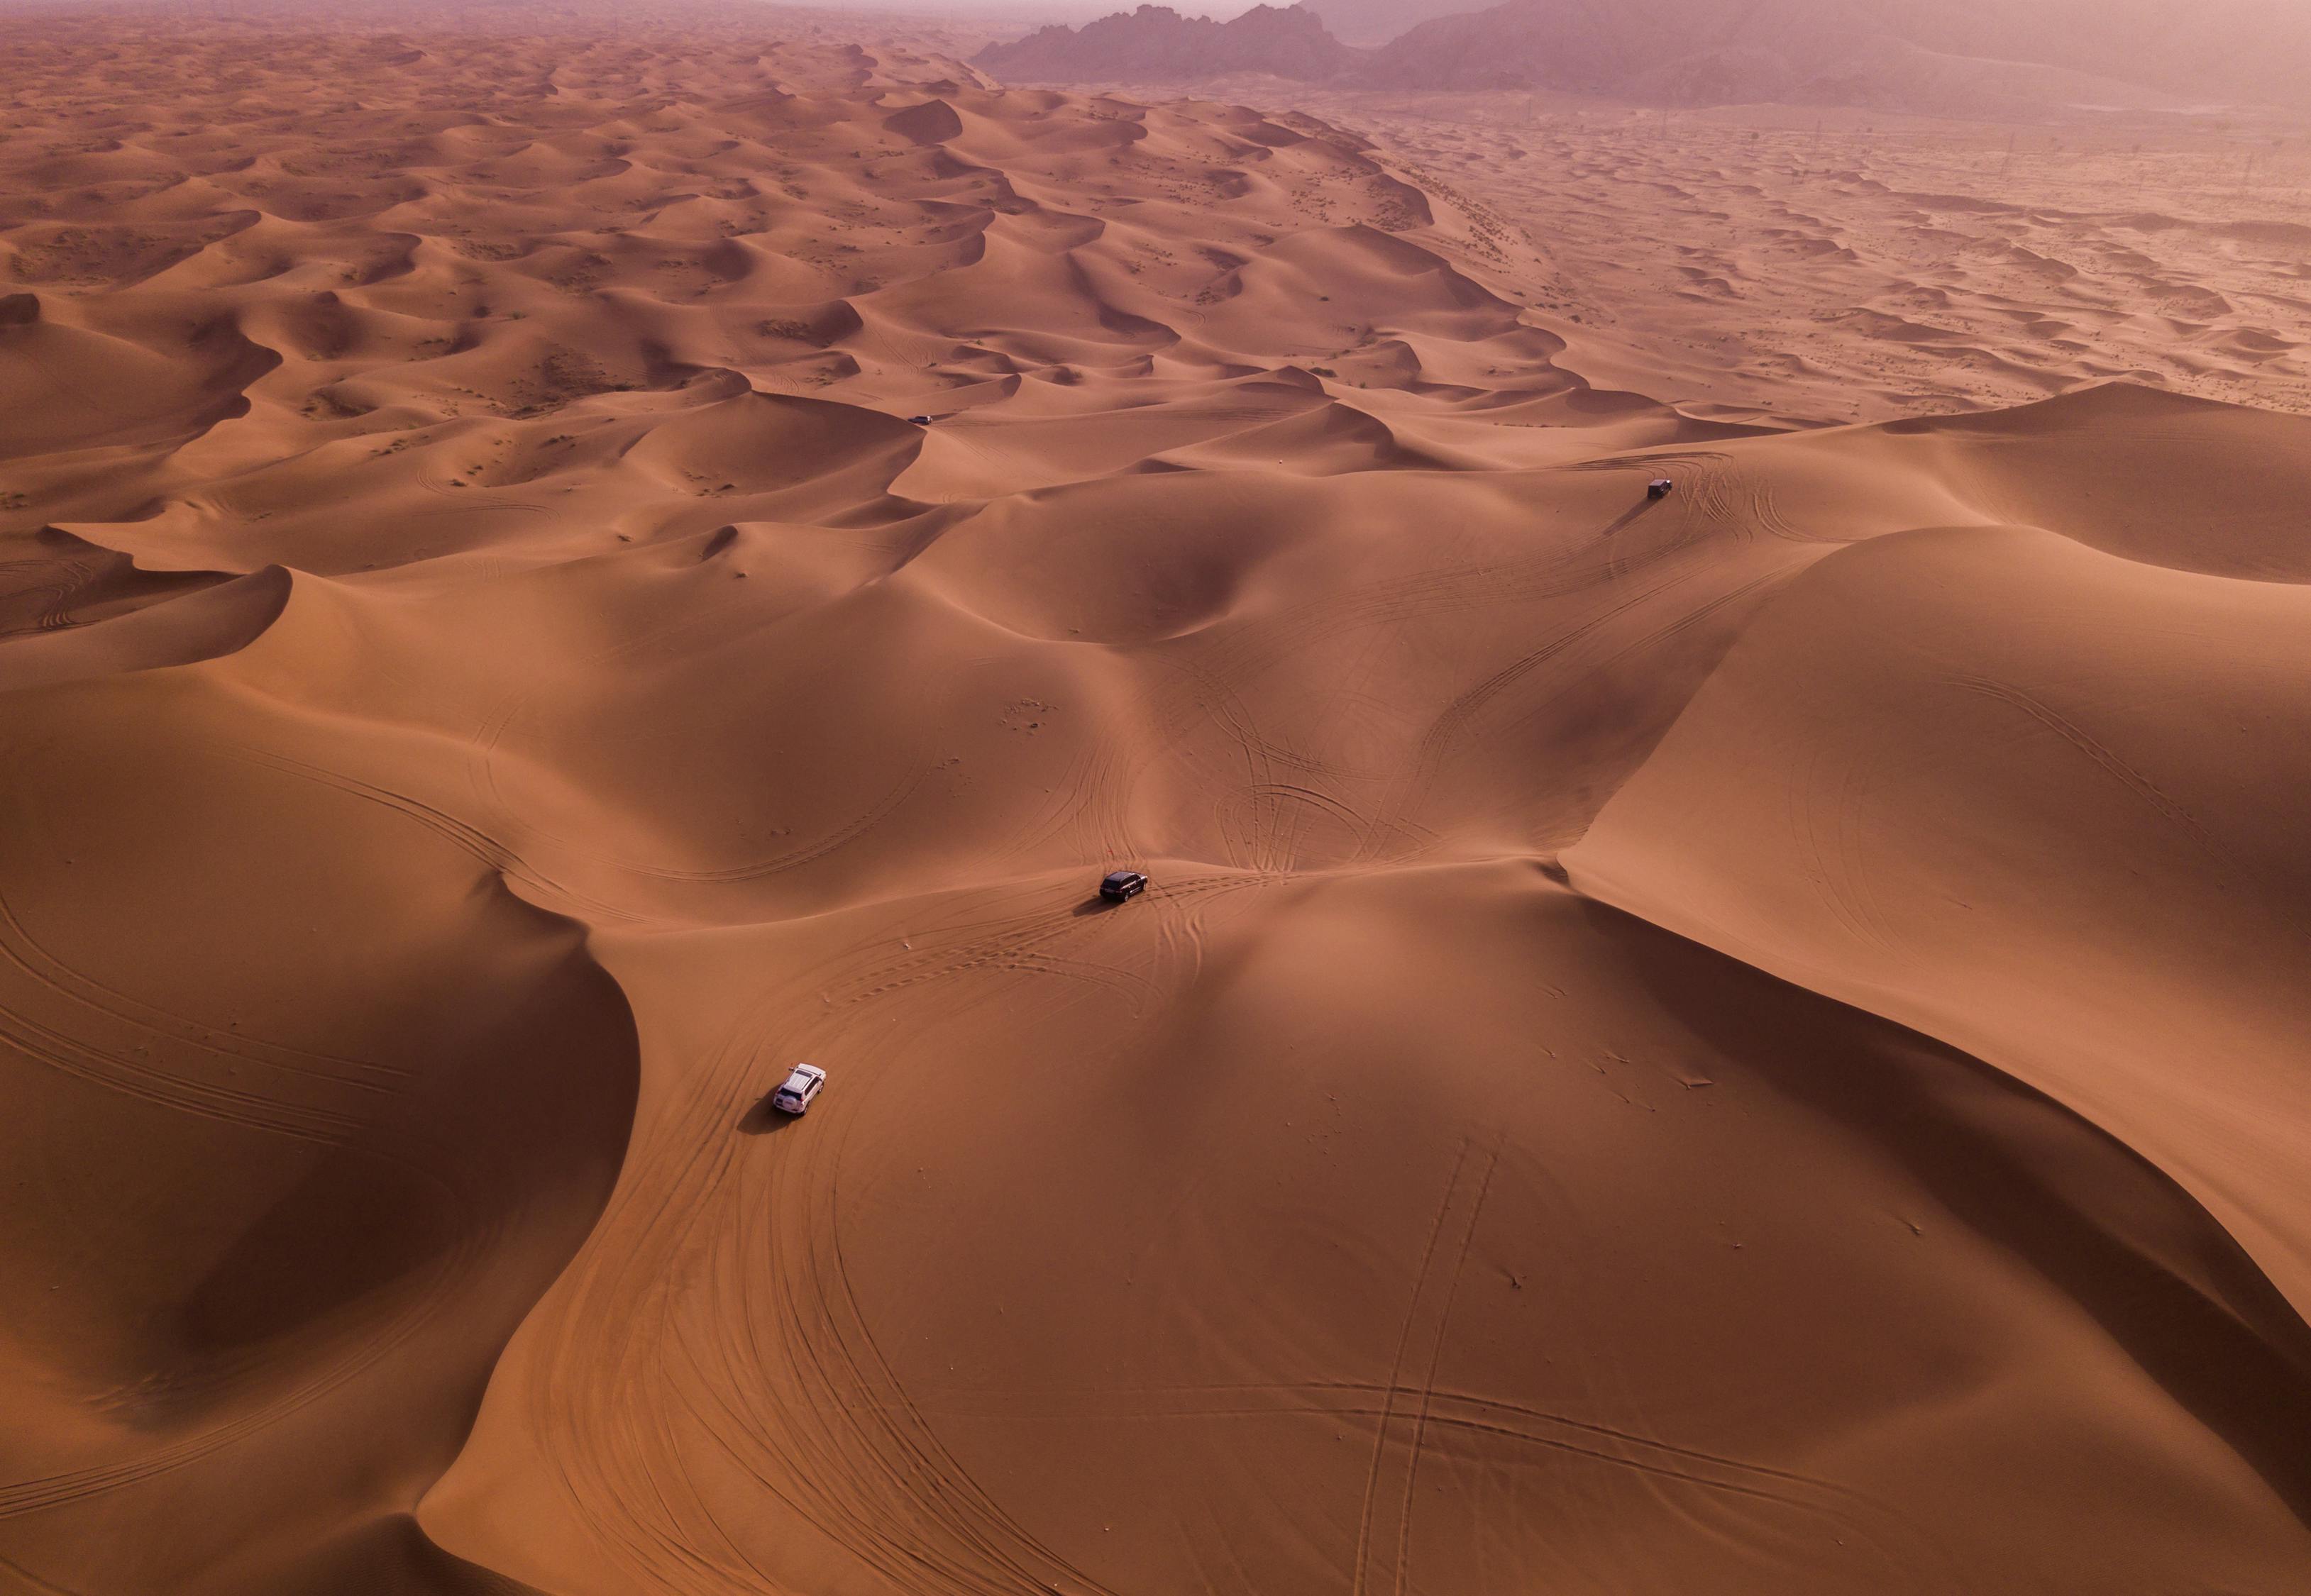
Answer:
top-left (1278, 89), bottom-right (2311, 423)
top-left (4, 5), bottom-right (2311, 1595)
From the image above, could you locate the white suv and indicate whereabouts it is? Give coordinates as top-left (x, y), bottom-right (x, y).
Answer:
top-left (771, 1064), bottom-right (826, 1115)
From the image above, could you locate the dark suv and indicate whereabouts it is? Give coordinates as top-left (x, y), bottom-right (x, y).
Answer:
top-left (1099, 870), bottom-right (1149, 903)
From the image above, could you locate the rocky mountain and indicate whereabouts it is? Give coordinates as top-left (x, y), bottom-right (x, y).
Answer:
top-left (1369, 0), bottom-right (1866, 95)
top-left (974, 0), bottom-right (2311, 113)
top-left (974, 4), bottom-right (1352, 83)
top-left (1372, 0), bottom-right (2311, 109)
top-left (1299, 0), bottom-right (1493, 47)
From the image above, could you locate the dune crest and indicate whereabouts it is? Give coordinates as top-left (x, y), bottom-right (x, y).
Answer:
top-left (1567, 516), bottom-right (2311, 1314)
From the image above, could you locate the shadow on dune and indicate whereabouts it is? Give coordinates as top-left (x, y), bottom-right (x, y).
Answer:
top-left (1579, 894), bottom-right (2311, 1531)
top-left (1599, 496), bottom-right (1665, 538)
top-left (737, 1092), bottom-right (804, 1136)
top-left (245, 1512), bottom-right (556, 1596)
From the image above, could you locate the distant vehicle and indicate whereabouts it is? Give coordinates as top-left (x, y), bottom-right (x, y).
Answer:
top-left (770, 1063), bottom-right (826, 1115)
top-left (1099, 869), bottom-right (1149, 903)
top-left (1648, 477), bottom-right (1675, 499)
top-left (908, 414), bottom-right (934, 425)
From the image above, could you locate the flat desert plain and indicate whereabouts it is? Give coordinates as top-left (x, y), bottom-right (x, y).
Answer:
top-left (4, 7), bottom-right (2311, 1596)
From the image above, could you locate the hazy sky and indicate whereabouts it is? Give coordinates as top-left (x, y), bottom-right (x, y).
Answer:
top-left (792, 0), bottom-right (1267, 16)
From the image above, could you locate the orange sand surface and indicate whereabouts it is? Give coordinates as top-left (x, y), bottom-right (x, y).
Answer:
top-left (1283, 89), bottom-right (2311, 424)
top-left (4, 8), bottom-right (2310, 1595)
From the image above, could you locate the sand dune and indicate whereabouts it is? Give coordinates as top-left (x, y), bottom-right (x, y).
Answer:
top-left (4, 6), bottom-right (2311, 1595)
top-left (1272, 88), bottom-right (2311, 424)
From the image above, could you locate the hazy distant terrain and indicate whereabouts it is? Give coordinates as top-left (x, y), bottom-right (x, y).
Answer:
top-left (1304, 0), bottom-right (1490, 45)
top-left (981, 0), bottom-right (2311, 113)
top-left (976, 1), bottom-right (1350, 82)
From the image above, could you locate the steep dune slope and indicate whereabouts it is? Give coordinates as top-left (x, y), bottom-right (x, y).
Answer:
top-left (4, 8), bottom-right (2310, 1596)
top-left (1566, 474), bottom-right (2311, 1313)
top-left (0, 614), bottom-right (638, 1594)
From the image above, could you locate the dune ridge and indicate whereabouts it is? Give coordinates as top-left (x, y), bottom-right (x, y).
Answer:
top-left (4, 6), bottom-right (2311, 1595)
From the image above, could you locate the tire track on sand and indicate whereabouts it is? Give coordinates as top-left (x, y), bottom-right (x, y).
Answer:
top-left (939, 1373), bottom-right (1957, 1569)
top-left (216, 743), bottom-right (643, 924)
top-left (517, 878), bottom-right (1209, 1595)
top-left (1352, 1131), bottom-right (1499, 1596)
